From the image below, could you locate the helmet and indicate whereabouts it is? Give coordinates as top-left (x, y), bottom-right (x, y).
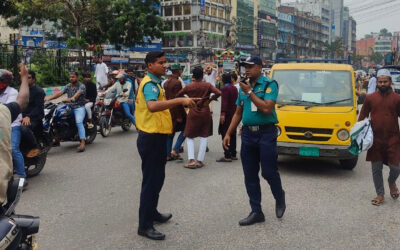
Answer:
top-left (0, 69), bottom-right (13, 91)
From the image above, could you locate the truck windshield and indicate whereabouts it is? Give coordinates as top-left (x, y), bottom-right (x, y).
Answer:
top-left (273, 70), bottom-right (354, 107)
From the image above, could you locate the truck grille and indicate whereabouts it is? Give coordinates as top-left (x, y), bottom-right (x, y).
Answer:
top-left (287, 135), bottom-right (331, 141)
top-left (285, 127), bottom-right (333, 135)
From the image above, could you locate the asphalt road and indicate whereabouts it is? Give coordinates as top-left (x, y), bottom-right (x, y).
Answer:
top-left (17, 103), bottom-right (400, 250)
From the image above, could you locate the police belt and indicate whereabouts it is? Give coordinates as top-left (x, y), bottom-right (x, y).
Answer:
top-left (243, 124), bottom-right (275, 132)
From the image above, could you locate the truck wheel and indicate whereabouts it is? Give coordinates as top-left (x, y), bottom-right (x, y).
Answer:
top-left (340, 157), bottom-right (358, 170)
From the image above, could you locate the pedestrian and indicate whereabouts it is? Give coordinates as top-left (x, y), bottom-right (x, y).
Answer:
top-left (232, 72), bottom-right (240, 92)
top-left (223, 56), bottom-right (286, 226)
top-left (94, 57), bottom-right (109, 89)
top-left (217, 73), bottom-right (238, 162)
top-left (0, 63), bottom-right (30, 203)
top-left (126, 67), bottom-right (137, 117)
top-left (367, 74), bottom-right (377, 94)
top-left (45, 72), bottom-right (87, 152)
top-left (164, 64), bottom-right (186, 161)
top-left (203, 64), bottom-right (217, 87)
top-left (135, 51), bottom-right (198, 240)
top-left (177, 66), bottom-right (221, 169)
top-left (358, 69), bottom-right (400, 206)
top-left (20, 70), bottom-right (44, 158)
top-left (0, 72), bottom-right (25, 178)
top-left (82, 72), bottom-right (97, 129)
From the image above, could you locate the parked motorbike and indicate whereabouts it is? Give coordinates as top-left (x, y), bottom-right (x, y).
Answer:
top-left (0, 176), bottom-right (39, 249)
top-left (99, 90), bottom-right (132, 137)
top-left (21, 127), bottom-right (52, 178)
top-left (43, 101), bottom-right (98, 145)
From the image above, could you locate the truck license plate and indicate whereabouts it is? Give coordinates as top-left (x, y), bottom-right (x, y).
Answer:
top-left (299, 147), bottom-right (320, 157)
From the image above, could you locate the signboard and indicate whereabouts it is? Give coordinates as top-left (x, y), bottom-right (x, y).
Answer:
top-left (111, 57), bottom-right (129, 63)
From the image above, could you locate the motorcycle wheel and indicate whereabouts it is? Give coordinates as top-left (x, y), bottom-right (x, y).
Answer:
top-left (86, 125), bottom-right (97, 144)
top-left (121, 120), bottom-right (132, 131)
top-left (100, 116), bottom-right (111, 137)
top-left (25, 152), bottom-right (47, 177)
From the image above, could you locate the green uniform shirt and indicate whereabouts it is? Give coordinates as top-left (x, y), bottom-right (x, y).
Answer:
top-left (143, 73), bottom-right (161, 102)
top-left (236, 75), bottom-right (279, 126)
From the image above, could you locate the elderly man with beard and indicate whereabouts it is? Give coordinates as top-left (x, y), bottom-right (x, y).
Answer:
top-left (358, 69), bottom-right (400, 206)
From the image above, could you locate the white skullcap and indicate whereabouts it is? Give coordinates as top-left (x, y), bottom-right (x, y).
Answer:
top-left (377, 69), bottom-right (391, 78)
top-left (166, 70), bottom-right (172, 76)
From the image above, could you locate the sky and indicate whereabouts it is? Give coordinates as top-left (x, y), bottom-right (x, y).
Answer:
top-left (281, 0), bottom-right (400, 39)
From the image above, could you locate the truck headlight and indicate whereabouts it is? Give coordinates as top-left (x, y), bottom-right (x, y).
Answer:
top-left (277, 126), bottom-right (281, 137)
top-left (337, 129), bottom-right (350, 141)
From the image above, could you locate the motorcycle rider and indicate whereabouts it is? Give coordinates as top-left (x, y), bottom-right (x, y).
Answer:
top-left (45, 72), bottom-right (87, 152)
top-left (0, 63), bottom-right (30, 205)
top-left (20, 70), bottom-right (44, 157)
top-left (82, 73), bottom-right (97, 129)
top-left (103, 73), bottom-right (136, 126)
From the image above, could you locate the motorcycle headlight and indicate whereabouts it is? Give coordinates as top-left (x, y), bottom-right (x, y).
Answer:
top-left (337, 129), bottom-right (350, 141)
top-left (276, 126), bottom-right (281, 137)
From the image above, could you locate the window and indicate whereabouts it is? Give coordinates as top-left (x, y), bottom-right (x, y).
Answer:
top-left (174, 6), bottom-right (182, 15)
top-left (211, 7), bottom-right (217, 17)
top-left (217, 24), bottom-right (223, 33)
top-left (211, 22), bottom-right (216, 32)
top-left (218, 9), bottom-right (223, 18)
top-left (184, 20), bottom-right (191, 30)
top-left (205, 6), bottom-right (209, 15)
top-left (164, 6), bottom-right (172, 16)
top-left (162, 37), bottom-right (176, 47)
top-left (202, 21), bottom-right (209, 31)
top-left (165, 21), bottom-right (173, 31)
top-left (184, 5), bottom-right (191, 15)
top-left (225, 11), bottom-right (230, 20)
top-left (174, 21), bottom-right (182, 31)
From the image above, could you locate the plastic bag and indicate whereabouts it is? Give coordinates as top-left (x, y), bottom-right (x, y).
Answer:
top-left (348, 119), bottom-right (373, 156)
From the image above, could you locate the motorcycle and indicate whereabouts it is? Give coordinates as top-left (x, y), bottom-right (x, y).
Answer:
top-left (43, 101), bottom-right (98, 145)
top-left (0, 176), bottom-right (40, 249)
top-left (99, 90), bottom-right (133, 137)
top-left (21, 127), bottom-right (52, 178)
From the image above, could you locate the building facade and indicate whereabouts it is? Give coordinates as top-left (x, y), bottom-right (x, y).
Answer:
top-left (161, 0), bottom-right (232, 61)
top-left (356, 38), bottom-right (375, 57)
top-left (277, 11), bottom-right (295, 58)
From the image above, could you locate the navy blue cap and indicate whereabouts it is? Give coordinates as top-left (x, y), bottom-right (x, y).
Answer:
top-left (241, 56), bottom-right (263, 66)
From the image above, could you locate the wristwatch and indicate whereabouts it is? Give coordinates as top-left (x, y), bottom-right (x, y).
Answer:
top-left (246, 89), bottom-right (253, 96)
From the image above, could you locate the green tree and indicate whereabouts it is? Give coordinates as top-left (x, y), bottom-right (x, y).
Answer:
top-left (379, 28), bottom-right (392, 37)
top-left (323, 38), bottom-right (344, 59)
top-left (351, 53), bottom-right (363, 69)
top-left (369, 52), bottom-right (384, 64)
top-left (0, 0), bottom-right (17, 17)
top-left (5, 0), bottom-right (164, 62)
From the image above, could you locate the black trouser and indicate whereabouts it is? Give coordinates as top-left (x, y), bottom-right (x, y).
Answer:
top-left (241, 125), bottom-right (284, 213)
top-left (137, 131), bottom-right (168, 230)
top-left (221, 131), bottom-right (236, 159)
top-left (20, 119), bottom-right (42, 152)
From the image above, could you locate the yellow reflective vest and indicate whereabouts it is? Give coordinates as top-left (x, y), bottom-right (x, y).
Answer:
top-left (135, 75), bottom-right (173, 134)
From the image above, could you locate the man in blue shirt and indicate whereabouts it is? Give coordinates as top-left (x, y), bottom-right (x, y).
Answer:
top-left (223, 56), bottom-right (286, 226)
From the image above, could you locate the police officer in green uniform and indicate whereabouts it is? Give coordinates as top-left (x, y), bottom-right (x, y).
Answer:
top-left (223, 56), bottom-right (286, 226)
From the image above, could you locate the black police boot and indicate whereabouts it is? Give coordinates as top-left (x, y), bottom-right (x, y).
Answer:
top-left (154, 213), bottom-right (172, 224)
top-left (138, 227), bottom-right (165, 240)
top-left (275, 190), bottom-right (286, 219)
top-left (239, 212), bottom-right (265, 226)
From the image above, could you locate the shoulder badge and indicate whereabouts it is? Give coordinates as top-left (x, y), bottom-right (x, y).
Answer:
top-left (266, 87), bottom-right (272, 94)
top-left (152, 86), bottom-right (158, 94)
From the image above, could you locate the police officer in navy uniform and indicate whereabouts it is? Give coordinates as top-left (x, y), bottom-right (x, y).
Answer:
top-left (223, 56), bottom-right (286, 226)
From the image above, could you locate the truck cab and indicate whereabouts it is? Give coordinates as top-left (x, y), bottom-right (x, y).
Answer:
top-left (271, 63), bottom-right (358, 169)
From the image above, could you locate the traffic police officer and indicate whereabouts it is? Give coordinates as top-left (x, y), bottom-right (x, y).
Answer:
top-left (223, 56), bottom-right (286, 226)
top-left (135, 51), bottom-right (197, 240)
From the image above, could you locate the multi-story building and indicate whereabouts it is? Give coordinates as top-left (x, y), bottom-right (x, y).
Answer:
top-left (0, 18), bottom-right (18, 44)
top-left (257, 0), bottom-right (278, 59)
top-left (356, 38), bottom-right (375, 57)
top-left (342, 7), bottom-right (356, 54)
top-left (375, 37), bottom-right (393, 54)
top-left (161, 0), bottom-right (232, 61)
top-left (277, 10), bottom-right (295, 58)
top-left (330, 0), bottom-right (344, 39)
top-left (285, 0), bottom-right (331, 43)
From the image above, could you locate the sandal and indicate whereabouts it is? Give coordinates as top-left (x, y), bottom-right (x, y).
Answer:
top-left (184, 160), bottom-right (196, 169)
top-left (216, 157), bottom-right (232, 162)
top-left (167, 156), bottom-right (176, 161)
top-left (371, 196), bottom-right (385, 206)
top-left (195, 161), bottom-right (204, 168)
top-left (231, 157), bottom-right (238, 161)
top-left (389, 183), bottom-right (399, 200)
top-left (171, 151), bottom-right (183, 161)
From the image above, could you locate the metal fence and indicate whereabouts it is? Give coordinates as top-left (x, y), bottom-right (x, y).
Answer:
top-left (0, 43), bottom-right (94, 87)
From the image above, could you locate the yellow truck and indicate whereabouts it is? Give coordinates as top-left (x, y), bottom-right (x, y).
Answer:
top-left (271, 63), bottom-right (358, 169)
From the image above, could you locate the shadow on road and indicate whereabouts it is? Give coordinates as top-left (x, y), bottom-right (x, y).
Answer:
top-left (278, 156), bottom-right (356, 178)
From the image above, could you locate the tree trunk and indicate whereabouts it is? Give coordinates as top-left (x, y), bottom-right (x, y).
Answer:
top-left (75, 25), bottom-right (83, 71)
